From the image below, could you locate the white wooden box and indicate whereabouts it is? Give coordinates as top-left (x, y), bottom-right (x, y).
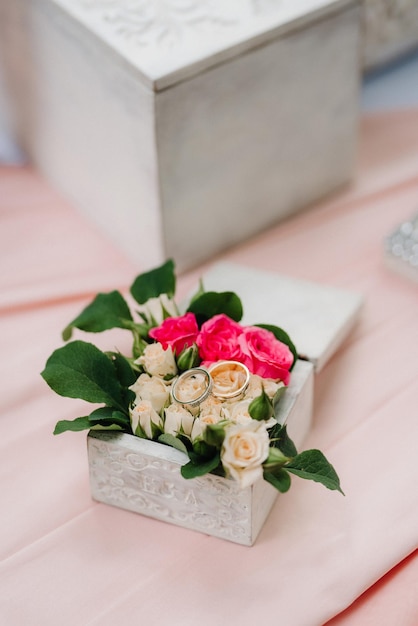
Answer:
top-left (88, 264), bottom-right (363, 545)
top-left (88, 359), bottom-right (313, 547)
top-left (0, 0), bottom-right (360, 271)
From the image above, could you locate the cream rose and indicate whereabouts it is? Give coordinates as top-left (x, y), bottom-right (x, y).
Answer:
top-left (129, 399), bottom-right (163, 439)
top-left (129, 373), bottom-right (170, 413)
top-left (223, 399), bottom-right (252, 425)
top-left (191, 412), bottom-right (223, 441)
top-left (199, 395), bottom-right (224, 418)
top-left (245, 374), bottom-right (285, 400)
top-left (138, 294), bottom-right (178, 325)
top-left (164, 403), bottom-right (195, 437)
top-left (221, 421), bottom-right (270, 488)
top-left (136, 342), bottom-right (177, 378)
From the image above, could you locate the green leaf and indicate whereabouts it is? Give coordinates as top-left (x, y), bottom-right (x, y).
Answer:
top-left (263, 468), bottom-right (291, 493)
top-left (158, 433), bottom-right (189, 455)
top-left (53, 416), bottom-right (91, 435)
top-left (191, 440), bottom-right (217, 460)
top-left (133, 422), bottom-right (148, 439)
top-left (107, 352), bottom-right (137, 386)
top-left (181, 452), bottom-right (221, 479)
top-left (186, 291), bottom-right (243, 325)
top-left (286, 449), bottom-right (344, 494)
top-left (269, 424), bottom-right (298, 457)
top-left (131, 329), bottom-right (149, 360)
top-left (272, 385), bottom-right (286, 415)
top-left (130, 259), bottom-right (176, 305)
top-left (255, 324), bottom-right (298, 371)
top-left (62, 291), bottom-right (133, 340)
top-left (90, 424), bottom-right (123, 432)
top-left (88, 406), bottom-right (130, 429)
top-left (133, 321), bottom-right (154, 339)
top-left (203, 421), bottom-right (228, 448)
top-left (106, 352), bottom-right (137, 391)
top-left (177, 433), bottom-right (194, 452)
top-left (41, 340), bottom-right (126, 410)
top-left (53, 406), bottom-right (130, 435)
top-left (188, 278), bottom-right (205, 309)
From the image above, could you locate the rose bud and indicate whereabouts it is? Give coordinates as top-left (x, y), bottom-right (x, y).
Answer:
top-left (164, 404), bottom-right (195, 437)
top-left (129, 400), bottom-right (163, 440)
top-left (248, 386), bottom-right (273, 421)
top-left (139, 294), bottom-right (178, 326)
top-left (135, 342), bottom-right (177, 379)
top-left (176, 343), bottom-right (200, 372)
top-left (129, 373), bottom-right (170, 413)
top-left (204, 421), bottom-right (228, 447)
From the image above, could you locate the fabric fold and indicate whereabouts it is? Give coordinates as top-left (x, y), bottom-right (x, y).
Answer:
top-left (2, 111), bottom-right (418, 625)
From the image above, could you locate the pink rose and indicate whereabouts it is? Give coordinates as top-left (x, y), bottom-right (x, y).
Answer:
top-left (197, 314), bottom-right (249, 364)
top-left (240, 327), bottom-right (293, 384)
top-left (149, 312), bottom-right (199, 355)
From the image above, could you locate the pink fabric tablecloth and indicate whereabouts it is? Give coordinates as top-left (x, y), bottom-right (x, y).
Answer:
top-left (1, 110), bottom-right (418, 625)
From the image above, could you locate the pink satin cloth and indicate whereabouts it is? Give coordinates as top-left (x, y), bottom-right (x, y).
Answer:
top-left (1, 111), bottom-right (418, 625)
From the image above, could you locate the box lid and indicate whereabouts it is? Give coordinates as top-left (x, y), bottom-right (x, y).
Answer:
top-left (198, 262), bottom-right (363, 372)
top-left (54, 0), bottom-right (356, 90)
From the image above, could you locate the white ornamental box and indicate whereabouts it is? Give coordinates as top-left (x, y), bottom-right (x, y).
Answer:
top-left (0, 0), bottom-right (360, 271)
top-left (88, 263), bottom-right (363, 545)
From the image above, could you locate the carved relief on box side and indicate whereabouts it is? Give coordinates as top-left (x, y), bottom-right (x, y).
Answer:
top-left (364, 0), bottom-right (418, 56)
top-left (89, 438), bottom-right (251, 540)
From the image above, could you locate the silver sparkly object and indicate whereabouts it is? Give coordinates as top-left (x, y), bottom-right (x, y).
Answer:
top-left (171, 368), bottom-right (212, 407)
top-left (385, 213), bottom-right (418, 283)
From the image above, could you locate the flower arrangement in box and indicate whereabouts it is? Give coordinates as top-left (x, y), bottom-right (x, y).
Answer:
top-left (42, 260), bottom-right (343, 496)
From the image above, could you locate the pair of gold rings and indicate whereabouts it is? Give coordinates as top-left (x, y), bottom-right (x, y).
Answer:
top-left (171, 361), bottom-right (250, 408)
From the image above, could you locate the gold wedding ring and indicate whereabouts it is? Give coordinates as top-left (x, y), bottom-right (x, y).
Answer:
top-left (208, 361), bottom-right (250, 400)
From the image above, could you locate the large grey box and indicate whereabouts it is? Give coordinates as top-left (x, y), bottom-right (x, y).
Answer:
top-left (0, 0), bottom-right (361, 270)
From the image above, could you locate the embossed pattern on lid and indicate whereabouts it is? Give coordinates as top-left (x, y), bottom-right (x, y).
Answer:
top-left (54, 0), bottom-right (356, 89)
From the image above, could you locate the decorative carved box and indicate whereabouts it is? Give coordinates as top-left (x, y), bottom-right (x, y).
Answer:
top-left (88, 263), bottom-right (363, 545)
top-left (0, 0), bottom-right (360, 271)
top-left (88, 359), bottom-right (312, 547)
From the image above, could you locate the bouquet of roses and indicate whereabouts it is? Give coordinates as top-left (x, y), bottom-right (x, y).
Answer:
top-left (42, 260), bottom-right (342, 495)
